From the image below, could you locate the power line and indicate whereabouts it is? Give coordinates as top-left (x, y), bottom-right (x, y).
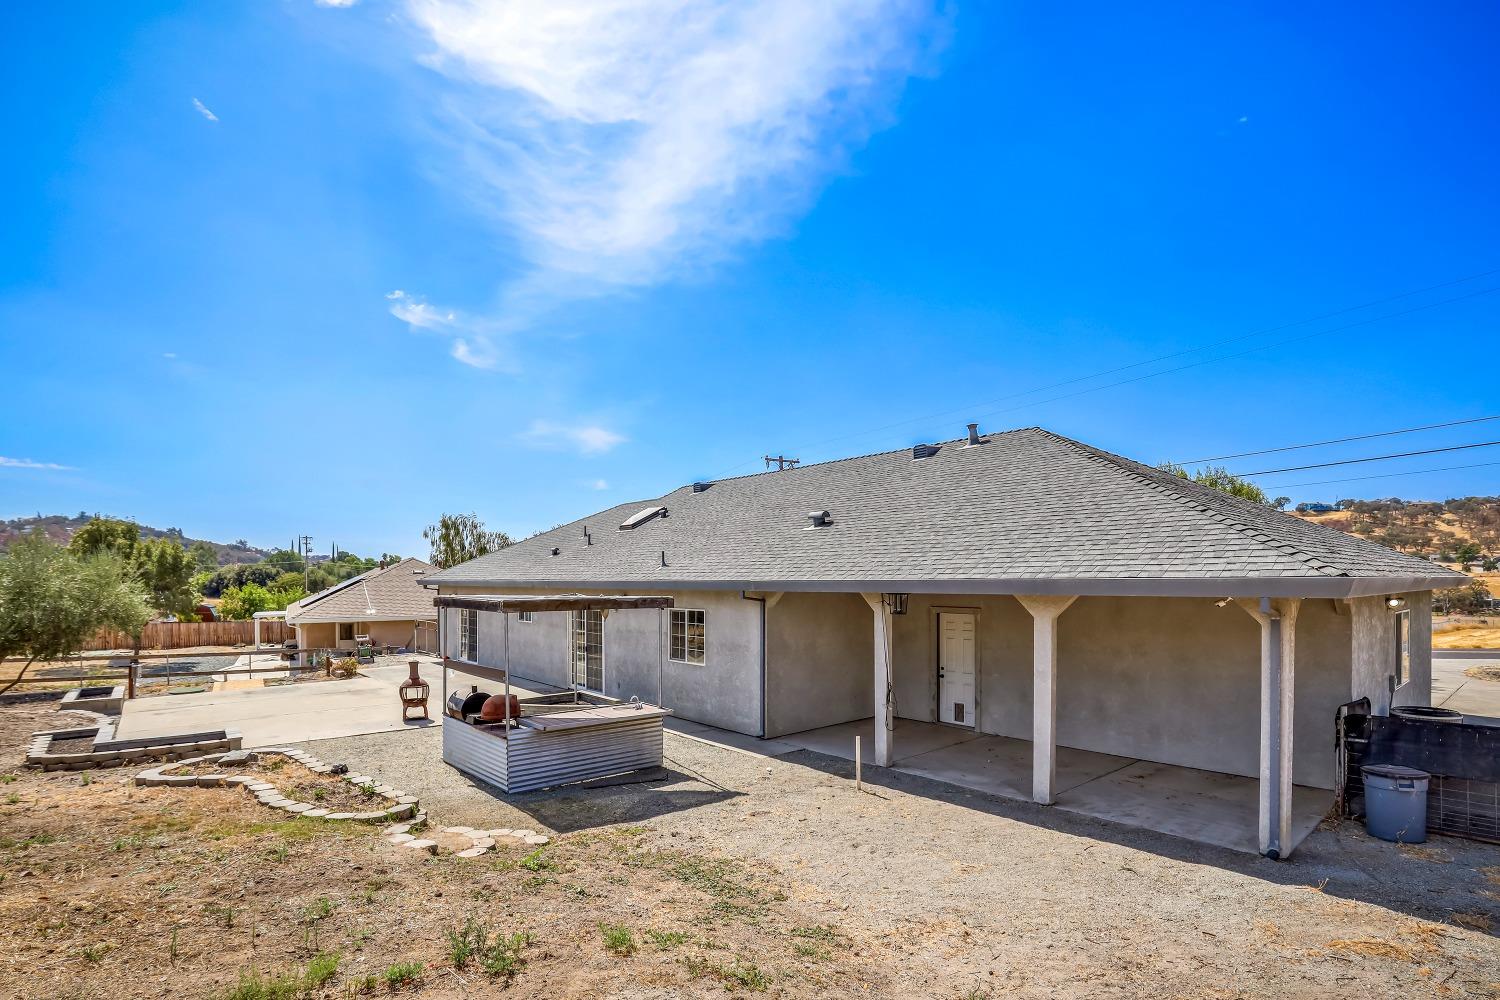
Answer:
top-left (1278, 460), bottom-right (1500, 489)
top-left (714, 266), bottom-right (1500, 478)
top-left (1173, 415), bottom-right (1500, 465)
top-left (1236, 439), bottom-right (1500, 477)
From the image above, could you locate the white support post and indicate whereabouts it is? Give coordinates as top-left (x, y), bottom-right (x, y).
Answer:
top-left (1015, 594), bottom-right (1078, 805)
top-left (860, 593), bottom-right (896, 767)
top-left (1236, 598), bottom-right (1300, 858)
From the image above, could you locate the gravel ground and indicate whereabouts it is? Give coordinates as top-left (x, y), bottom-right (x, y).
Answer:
top-left (298, 725), bottom-right (1500, 999)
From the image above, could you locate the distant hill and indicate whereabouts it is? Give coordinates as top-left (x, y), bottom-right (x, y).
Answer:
top-left (0, 513), bottom-right (271, 566)
top-left (1291, 496), bottom-right (1500, 566)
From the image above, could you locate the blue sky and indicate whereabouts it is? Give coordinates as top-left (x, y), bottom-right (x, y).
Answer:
top-left (2, 1), bottom-right (1497, 557)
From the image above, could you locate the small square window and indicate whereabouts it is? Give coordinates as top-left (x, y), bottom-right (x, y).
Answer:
top-left (518, 611), bottom-right (534, 623)
top-left (669, 609), bottom-right (706, 665)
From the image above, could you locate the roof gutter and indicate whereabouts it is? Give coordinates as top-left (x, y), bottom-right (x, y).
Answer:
top-left (415, 574), bottom-right (1464, 600)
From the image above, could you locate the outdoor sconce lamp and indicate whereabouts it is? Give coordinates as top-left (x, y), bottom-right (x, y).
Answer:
top-left (884, 593), bottom-right (909, 615)
top-left (1386, 597), bottom-right (1408, 610)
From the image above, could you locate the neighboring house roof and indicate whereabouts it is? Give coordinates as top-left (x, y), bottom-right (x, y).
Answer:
top-left (285, 557), bottom-right (438, 623)
top-left (423, 428), bottom-right (1468, 599)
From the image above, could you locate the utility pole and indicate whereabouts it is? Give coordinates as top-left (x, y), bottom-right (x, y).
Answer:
top-left (763, 454), bottom-right (801, 471)
top-left (299, 534), bottom-right (314, 594)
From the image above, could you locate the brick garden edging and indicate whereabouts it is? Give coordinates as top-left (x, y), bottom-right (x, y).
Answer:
top-left (134, 747), bottom-right (421, 826)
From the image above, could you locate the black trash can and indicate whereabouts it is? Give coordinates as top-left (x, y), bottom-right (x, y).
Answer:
top-left (1391, 705), bottom-right (1463, 724)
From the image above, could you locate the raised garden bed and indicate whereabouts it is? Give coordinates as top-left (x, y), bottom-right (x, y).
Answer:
top-left (134, 747), bottom-right (419, 826)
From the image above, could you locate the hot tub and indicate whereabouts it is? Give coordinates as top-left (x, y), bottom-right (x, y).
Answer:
top-left (443, 701), bottom-right (670, 793)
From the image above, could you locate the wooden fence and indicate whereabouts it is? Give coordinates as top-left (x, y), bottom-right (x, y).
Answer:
top-left (86, 619), bottom-right (291, 651)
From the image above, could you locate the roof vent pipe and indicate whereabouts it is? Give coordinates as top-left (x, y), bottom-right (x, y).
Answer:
top-left (966, 422), bottom-right (982, 446)
top-left (912, 443), bottom-right (939, 460)
top-left (807, 510), bottom-right (832, 528)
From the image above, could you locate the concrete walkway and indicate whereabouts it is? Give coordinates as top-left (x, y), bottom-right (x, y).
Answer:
top-left (1433, 649), bottom-right (1500, 724)
top-left (776, 718), bottom-right (1330, 856)
top-left (115, 657), bottom-right (563, 748)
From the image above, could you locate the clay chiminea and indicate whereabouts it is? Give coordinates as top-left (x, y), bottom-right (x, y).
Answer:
top-left (480, 692), bottom-right (521, 724)
top-left (399, 660), bottom-right (430, 721)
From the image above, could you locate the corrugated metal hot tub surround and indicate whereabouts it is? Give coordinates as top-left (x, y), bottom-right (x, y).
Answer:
top-left (442, 704), bottom-right (669, 794)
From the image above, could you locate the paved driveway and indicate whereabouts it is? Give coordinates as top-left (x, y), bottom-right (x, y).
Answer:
top-left (1432, 649), bottom-right (1500, 723)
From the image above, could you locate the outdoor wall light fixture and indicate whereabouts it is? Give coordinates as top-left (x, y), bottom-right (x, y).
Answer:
top-left (884, 593), bottom-right (909, 615)
top-left (1214, 598), bottom-right (1232, 608)
top-left (1386, 597), bottom-right (1408, 610)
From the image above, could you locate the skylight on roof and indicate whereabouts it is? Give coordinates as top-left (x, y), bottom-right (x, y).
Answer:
top-left (619, 505), bottom-right (667, 530)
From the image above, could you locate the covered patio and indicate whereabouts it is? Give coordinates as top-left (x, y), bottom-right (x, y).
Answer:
top-left (853, 591), bottom-right (1357, 859)
top-left (780, 717), bottom-right (1331, 855)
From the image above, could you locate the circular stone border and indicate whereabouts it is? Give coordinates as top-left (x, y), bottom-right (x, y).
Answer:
top-left (385, 823), bottom-right (550, 857)
top-left (134, 747), bottom-right (419, 826)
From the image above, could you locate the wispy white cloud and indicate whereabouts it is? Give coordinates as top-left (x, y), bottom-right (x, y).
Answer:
top-left (0, 456), bottom-right (74, 471)
top-left (191, 97), bottom-right (219, 122)
top-left (588, 478), bottom-right (610, 491)
top-left (397, 0), bottom-right (944, 323)
top-left (385, 290), bottom-right (509, 370)
top-left (315, 0), bottom-right (359, 7)
top-left (520, 420), bottom-right (626, 455)
top-left (162, 352), bottom-right (177, 360)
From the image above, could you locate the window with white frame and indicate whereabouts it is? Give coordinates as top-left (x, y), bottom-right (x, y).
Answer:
top-left (518, 611), bottom-right (534, 623)
top-left (669, 609), bottom-right (706, 665)
top-left (1394, 609), bottom-right (1410, 685)
top-left (459, 609), bottom-right (478, 662)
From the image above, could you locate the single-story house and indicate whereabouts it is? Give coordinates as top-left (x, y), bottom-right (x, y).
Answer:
top-left (285, 557), bottom-right (439, 654)
top-left (421, 426), bottom-right (1465, 857)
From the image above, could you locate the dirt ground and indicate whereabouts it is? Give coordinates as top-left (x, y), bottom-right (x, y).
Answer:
top-left (2, 702), bottom-right (1498, 999)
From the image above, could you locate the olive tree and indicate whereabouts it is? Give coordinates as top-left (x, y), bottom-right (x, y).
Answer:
top-left (0, 534), bottom-right (150, 695)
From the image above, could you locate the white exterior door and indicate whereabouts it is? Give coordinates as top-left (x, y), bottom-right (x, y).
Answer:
top-left (938, 612), bottom-right (976, 727)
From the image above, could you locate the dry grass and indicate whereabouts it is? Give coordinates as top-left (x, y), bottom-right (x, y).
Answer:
top-left (1450, 912), bottom-right (1495, 932)
top-left (1324, 922), bottom-right (1450, 964)
top-left (1435, 624), bottom-right (1500, 650)
top-left (1398, 842), bottom-right (1453, 864)
top-left (1464, 664), bottom-right (1500, 682)
top-left (0, 761), bottom-right (891, 999)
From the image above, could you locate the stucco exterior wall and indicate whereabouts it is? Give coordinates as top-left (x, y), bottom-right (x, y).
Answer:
top-left (882, 594), bottom-right (1354, 789)
top-left (293, 619), bottom-right (429, 651)
top-left (437, 586), bottom-right (764, 736)
top-left (763, 592), bottom-right (873, 738)
top-left (1352, 591), bottom-right (1432, 713)
top-left (295, 622), bottom-right (337, 650)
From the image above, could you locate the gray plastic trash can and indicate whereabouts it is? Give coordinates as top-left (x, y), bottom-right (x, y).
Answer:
top-left (1361, 764), bottom-right (1430, 843)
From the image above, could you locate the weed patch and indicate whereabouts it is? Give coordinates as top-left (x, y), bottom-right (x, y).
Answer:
top-left (600, 922), bottom-right (637, 956)
top-left (446, 918), bottom-right (529, 980)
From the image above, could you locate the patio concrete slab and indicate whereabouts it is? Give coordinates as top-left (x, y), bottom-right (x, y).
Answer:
top-left (1058, 760), bottom-right (1330, 855)
top-left (115, 658), bottom-right (560, 749)
top-left (778, 717), bottom-right (980, 764)
top-left (898, 731), bottom-right (1135, 800)
top-left (777, 718), bottom-right (1329, 856)
top-left (664, 718), bottom-right (800, 758)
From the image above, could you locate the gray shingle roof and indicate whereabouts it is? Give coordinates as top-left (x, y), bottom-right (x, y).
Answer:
top-left (424, 428), bottom-right (1467, 598)
top-left (286, 558), bottom-right (438, 623)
